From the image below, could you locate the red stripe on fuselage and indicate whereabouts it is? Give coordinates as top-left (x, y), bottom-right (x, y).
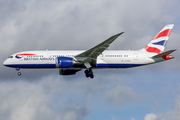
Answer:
top-left (16, 53), bottom-right (36, 56)
top-left (153, 29), bottom-right (172, 40)
top-left (144, 46), bottom-right (162, 54)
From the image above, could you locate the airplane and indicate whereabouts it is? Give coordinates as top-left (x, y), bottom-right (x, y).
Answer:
top-left (3, 24), bottom-right (176, 78)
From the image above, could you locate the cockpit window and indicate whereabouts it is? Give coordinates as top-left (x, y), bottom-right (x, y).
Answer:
top-left (8, 56), bottom-right (13, 58)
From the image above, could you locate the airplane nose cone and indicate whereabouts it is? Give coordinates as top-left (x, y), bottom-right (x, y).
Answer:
top-left (3, 59), bottom-right (8, 66)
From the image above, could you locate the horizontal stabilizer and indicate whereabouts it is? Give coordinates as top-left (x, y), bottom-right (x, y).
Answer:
top-left (152, 49), bottom-right (176, 58)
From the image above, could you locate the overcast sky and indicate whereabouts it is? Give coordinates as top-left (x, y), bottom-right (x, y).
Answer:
top-left (0, 0), bottom-right (180, 120)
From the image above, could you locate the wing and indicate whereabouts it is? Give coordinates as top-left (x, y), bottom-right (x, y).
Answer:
top-left (75, 32), bottom-right (124, 68)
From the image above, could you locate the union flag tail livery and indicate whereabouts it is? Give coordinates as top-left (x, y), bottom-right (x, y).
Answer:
top-left (3, 24), bottom-right (176, 78)
top-left (142, 24), bottom-right (174, 54)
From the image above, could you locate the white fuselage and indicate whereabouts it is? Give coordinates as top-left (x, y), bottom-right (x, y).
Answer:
top-left (3, 24), bottom-right (175, 78)
top-left (3, 50), bottom-right (164, 69)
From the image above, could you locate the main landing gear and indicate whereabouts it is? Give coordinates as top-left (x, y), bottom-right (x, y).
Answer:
top-left (84, 68), bottom-right (94, 79)
top-left (16, 68), bottom-right (21, 76)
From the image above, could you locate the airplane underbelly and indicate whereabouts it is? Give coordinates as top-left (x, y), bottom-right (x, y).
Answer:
top-left (96, 58), bottom-right (142, 68)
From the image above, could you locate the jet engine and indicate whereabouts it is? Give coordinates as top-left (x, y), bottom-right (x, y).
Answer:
top-left (59, 69), bottom-right (79, 75)
top-left (56, 57), bottom-right (74, 68)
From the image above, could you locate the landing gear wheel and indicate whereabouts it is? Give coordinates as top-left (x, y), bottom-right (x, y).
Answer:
top-left (84, 69), bottom-right (94, 79)
top-left (85, 70), bottom-right (88, 74)
top-left (85, 74), bottom-right (89, 78)
top-left (90, 74), bottom-right (94, 79)
top-left (17, 72), bottom-right (21, 76)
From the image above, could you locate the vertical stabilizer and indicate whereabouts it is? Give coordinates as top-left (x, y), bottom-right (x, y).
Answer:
top-left (142, 24), bottom-right (174, 54)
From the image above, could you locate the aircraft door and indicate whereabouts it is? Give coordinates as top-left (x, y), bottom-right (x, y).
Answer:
top-left (133, 53), bottom-right (138, 61)
top-left (45, 53), bottom-right (52, 64)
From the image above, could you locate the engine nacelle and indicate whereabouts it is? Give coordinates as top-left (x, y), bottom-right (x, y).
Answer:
top-left (56, 57), bottom-right (73, 68)
top-left (59, 69), bottom-right (77, 75)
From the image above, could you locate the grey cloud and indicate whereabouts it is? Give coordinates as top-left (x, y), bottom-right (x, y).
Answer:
top-left (0, 74), bottom-right (126, 120)
top-left (0, 76), bottom-right (91, 120)
top-left (0, 79), bottom-right (53, 120)
top-left (144, 113), bottom-right (157, 120)
top-left (0, 0), bottom-right (179, 58)
top-left (142, 96), bottom-right (180, 120)
top-left (59, 103), bottom-right (90, 120)
top-left (155, 96), bottom-right (180, 120)
top-left (105, 86), bottom-right (138, 105)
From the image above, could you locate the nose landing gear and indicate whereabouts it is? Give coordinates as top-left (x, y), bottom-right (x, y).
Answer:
top-left (16, 68), bottom-right (21, 76)
top-left (17, 72), bottom-right (21, 76)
